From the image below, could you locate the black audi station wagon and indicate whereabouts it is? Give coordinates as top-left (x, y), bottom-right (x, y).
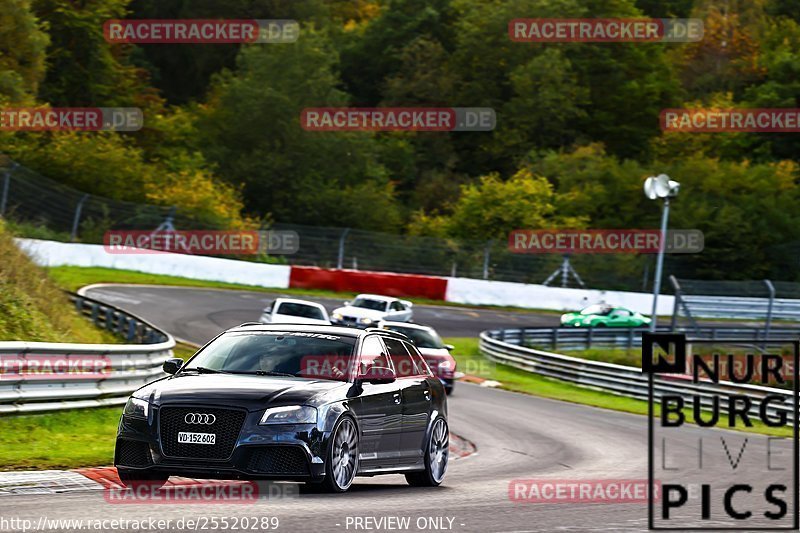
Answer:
top-left (114, 324), bottom-right (449, 492)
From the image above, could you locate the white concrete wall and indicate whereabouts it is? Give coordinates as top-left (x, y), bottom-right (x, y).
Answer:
top-left (16, 239), bottom-right (291, 289)
top-left (445, 276), bottom-right (675, 315)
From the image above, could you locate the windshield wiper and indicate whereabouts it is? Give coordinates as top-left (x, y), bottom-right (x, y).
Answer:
top-left (183, 366), bottom-right (226, 374)
top-left (249, 370), bottom-right (298, 377)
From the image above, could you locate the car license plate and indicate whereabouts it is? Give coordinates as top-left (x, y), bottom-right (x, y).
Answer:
top-left (178, 432), bottom-right (215, 445)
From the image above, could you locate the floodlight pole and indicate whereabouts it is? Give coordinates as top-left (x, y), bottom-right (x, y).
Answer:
top-left (650, 197), bottom-right (670, 332)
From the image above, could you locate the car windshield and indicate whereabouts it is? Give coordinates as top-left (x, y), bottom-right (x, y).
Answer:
top-left (351, 298), bottom-right (387, 312)
top-left (385, 326), bottom-right (444, 349)
top-left (276, 302), bottom-right (325, 320)
top-left (581, 305), bottom-right (613, 316)
top-left (183, 332), bottom-right (356, 381)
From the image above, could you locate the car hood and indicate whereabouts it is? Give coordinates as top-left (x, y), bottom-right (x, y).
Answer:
top-left (135, 373), bottom-right (349, 411)
top-left (333, 306), bottom-right (386, 319)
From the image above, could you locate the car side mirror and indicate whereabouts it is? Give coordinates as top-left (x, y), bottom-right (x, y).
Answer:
top-left (358, 366), bottom-right (396, 384)
top-left (444, 344), bottom-right (455, 351)
top-left (163, 358), bottom-right (184, 375)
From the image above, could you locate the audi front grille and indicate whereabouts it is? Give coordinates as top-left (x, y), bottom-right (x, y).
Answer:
top-left (159, 406), bottom-right (246, 460)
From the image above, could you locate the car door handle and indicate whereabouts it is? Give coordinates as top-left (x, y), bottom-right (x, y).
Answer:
top-left (393, 393), bottom-right (401, 404)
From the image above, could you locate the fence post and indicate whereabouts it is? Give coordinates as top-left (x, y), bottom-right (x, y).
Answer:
top-left (587, 327), bottom-right (593, 349)
top-left (337, 228), bottom-right (350, 269)
top-left (0, 165), bottom-right (11, 217)
top-left (70, 194), bottom-right (89, 241)
top-left (669, 275), bottom-right (680, 331)
top-left (764, 279), bottom-right (775, 343)
top-left (482, 240), bottom-right (493, 280)
top-left (552, 328), bottom-right (559, 351)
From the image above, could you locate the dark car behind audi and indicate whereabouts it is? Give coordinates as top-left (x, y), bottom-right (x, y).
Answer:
top-left (115, 324), bottom-right (448, 492)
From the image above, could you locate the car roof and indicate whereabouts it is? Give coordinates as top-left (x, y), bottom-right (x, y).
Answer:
top-left (273, 298), bottom-right (325, 308)
top-left (227, 323), bottom-right (409, 341)
top-left (379, 321), bottom-right (435, 332)
top-left (353, 294), bottom-right (396, 302)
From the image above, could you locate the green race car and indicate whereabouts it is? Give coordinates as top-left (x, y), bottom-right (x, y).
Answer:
top-left (560, 304), bottom-right (651, 328)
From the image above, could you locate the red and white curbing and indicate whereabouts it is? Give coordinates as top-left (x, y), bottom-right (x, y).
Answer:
top-left (0, 436), bottom-right (476, 496)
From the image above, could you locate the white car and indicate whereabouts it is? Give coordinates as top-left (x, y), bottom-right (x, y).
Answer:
top-left (378, 321), bottom-right (456, 394)
top-left (330, 294), bottom-right (413, 329)
top-left (259, 298), bottom-right (331, 325)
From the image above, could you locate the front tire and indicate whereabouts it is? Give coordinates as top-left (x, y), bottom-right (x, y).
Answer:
top-left (321, 416), bottom-right (359, 493)
top-left (116, 468), bottom-right (169, 490)
top-left (406, 417), bottom-right (449, 487)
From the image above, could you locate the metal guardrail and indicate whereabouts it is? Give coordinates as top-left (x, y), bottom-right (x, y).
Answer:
top-left (500, 326), bottom-right (800, 351)
top-left (479, 330), bottom-right (796, 424)
top-left (0, 293), bottom-right (174, 415)
top-left (670, 276), bottom-right (800, 335)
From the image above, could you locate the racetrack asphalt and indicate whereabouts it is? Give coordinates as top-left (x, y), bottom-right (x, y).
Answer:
top-left (0, 285), bottom-right (790, 532)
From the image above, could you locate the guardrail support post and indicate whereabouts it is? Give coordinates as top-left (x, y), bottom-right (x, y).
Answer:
top-left (552, 328), bottom-right (559, 351)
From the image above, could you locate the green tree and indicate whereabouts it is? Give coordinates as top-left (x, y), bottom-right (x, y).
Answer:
top-left (198, 27), bottom-right (402, 229)
top-left (410, 168), bottom-right (585, 241)
top-left (32, 0), bottom-right (151, 107)
top-left (0, 0), bottom-right (49, 105)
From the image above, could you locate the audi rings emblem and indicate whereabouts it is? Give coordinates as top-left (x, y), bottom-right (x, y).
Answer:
top-left (184, 413), bottom-right (216, 425)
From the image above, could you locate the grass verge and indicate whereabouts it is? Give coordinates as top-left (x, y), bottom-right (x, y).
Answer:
top-left (0, 222), bottom-right (119, 344)
top-left (447, 337), bottom-right (792, 438)
top-left (0, 407), bottom-right (120, 470)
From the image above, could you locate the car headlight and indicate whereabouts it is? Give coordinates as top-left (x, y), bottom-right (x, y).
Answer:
top-left (124, 397), bottom-right (149, 418)
top-left (259, 405), bottom-right (317, 425)
top-left (332, 312), bottom-right (343, 321)
top-left (358, 317), bottom-right (374, 325)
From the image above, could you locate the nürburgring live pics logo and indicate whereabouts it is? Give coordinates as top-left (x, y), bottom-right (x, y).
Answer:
top-left (644, 332), bottom-right (799, 530)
